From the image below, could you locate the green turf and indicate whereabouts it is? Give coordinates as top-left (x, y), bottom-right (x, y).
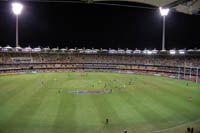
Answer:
top-left (0, 72), bottom-right (200, 133)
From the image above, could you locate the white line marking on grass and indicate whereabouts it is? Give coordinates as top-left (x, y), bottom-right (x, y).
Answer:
top-left (147, 119), bottom-right (200, 133)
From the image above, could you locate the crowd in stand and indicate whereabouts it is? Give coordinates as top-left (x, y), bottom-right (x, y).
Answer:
top-left (0, 52), bottom-right (200, 67)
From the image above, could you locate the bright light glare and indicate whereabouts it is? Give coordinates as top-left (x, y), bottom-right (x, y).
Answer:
top-left (159, 7), bottom-right (169, 16)
top-left (143, 50), bottom-right (148, 54)
top-left (161, 49), bottom-right (167, 52)
top-left (170, 50), bottom-right (176, 55)
top-left (179, 50), bottom-right (185, 54)
top-left (12, 2), bottom-right (23, 15)
top-left (179, 51), bottom-right (185, 54)
top-left (147, 50), bottom-right (152, 55)
top-left (143, 50), bottom-right (153, 55)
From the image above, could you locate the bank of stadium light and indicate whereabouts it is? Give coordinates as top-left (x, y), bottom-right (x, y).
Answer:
top-left (12, 2), bottom-right (23, 15)
top-left (179, 49), bottom-right (186, 54)
top-left (147, 50), bottom-right (152, 55)
top-left (133, 49), bottom-right (141, 54)
top-left (169, 50), bottom-right (176, 55)
top-left (143, 49), bottom-right (148, 54)
top-left (179, 51), bottom-right (185, 54)
top-left (12, 2), bottom-right (23, 48)
top-left (159, 7), bottom-right (169, 16)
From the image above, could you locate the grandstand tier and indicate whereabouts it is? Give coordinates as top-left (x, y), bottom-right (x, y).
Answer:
top-left (0, 52), bottom-right (199, 82)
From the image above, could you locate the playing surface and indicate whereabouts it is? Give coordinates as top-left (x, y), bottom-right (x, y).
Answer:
top-left (0, 72), bottom-right (200, 133)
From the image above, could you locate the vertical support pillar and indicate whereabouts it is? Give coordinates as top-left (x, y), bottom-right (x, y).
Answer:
top-left (162, 16), bottom-right (166, 51)
top-left (16, 15), bottom-right (19, 47)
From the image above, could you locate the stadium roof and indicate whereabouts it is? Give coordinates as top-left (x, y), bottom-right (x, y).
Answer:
top-left (92, 0), bottom-right (200, 14)
top-left (2, 0), bottom-right (199, 14)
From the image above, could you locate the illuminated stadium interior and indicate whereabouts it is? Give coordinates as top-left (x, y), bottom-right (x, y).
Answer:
top-left (0, 1), bottom-right (200, 133)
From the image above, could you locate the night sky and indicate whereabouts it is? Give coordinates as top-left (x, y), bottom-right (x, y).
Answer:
top-left (0, 1), bottom-right (200, 50)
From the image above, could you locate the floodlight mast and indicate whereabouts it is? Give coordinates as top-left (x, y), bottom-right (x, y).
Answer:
top-left (160, 7), bottom-right (169, 51)
top-left (12, 2), bottom-right (23, 47)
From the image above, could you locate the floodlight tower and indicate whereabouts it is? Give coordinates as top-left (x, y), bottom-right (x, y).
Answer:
top-left (160, 7), bottom-right (169, 51)
top-left (12, 2), bottom-right (23, 47)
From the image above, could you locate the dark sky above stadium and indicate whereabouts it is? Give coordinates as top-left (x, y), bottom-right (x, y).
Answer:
top-left (0, 1), bottom-right (200, 50)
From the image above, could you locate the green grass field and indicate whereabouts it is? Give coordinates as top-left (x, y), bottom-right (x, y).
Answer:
top-left (0, 72), bottom-right (200, 133)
